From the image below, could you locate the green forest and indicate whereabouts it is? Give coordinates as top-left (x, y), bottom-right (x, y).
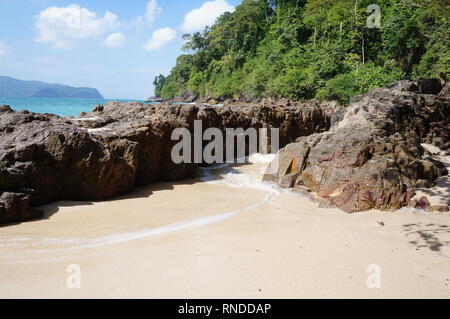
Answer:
top-left (154, 0), bottom-right (449, 105)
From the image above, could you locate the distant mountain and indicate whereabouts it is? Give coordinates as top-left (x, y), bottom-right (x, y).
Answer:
top-left (0, 76), bottom-right (104, 99)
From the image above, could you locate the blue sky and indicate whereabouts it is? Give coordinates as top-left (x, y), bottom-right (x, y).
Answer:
top-left (0, 0), bottom-right (241, 99)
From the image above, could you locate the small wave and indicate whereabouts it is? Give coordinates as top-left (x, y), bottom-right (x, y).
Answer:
top-left (207, 171), bottom-right (278, 194)
top-left (248, 153), bottom-right (276, 164)
top-left (2, 190), bottom-right (279, 253)
top-left (1, 153), bottom-right (281, 254)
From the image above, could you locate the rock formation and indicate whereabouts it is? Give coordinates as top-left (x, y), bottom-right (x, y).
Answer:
top-left (0, 101), bottom-right (335, 224)
top-left (264, 79), bottom-right (450, 213)
top-left (1, 79), bottom-right (448, 224)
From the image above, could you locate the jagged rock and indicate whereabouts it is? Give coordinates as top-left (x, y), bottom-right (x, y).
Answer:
top-left (264, 79), bottom-right (450, 213)
top-left (0, 100), bottom-right (336, 224)
top-left (407, 197), bottom-right (432, 211)
top-left (386, 80), bottom-right (419, 93)
top-left (418, 78), bottom-right (442, 95)
top-left (431, 205), bottom-right (449, 213)
top-left (415, 179), bottom-right (434, 189)
top-left (92, 104), bottom-right (104, 113)
top-left (169, 90), bottom-right (198, 103)
top-left (417, 197), bottom-right (432, 211)
top-left (0, 192), bottom-right (43, 224)
top-left (440, 82), bottom-right (450, 97)
top-left (279, 173), bottom-right (300, 188)
top-left (408, 199), bottom-right (419, 209)
top-left (0, 105), bottom-right (13, 113)
top-left (330, 107), bottom-right (346, 128)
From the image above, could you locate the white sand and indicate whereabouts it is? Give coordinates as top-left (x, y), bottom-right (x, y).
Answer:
top-left (0, 155), bottom-right (449, 299)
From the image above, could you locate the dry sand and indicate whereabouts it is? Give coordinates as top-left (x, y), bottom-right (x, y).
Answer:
top-left (0, 155), bottom-right (449, 299)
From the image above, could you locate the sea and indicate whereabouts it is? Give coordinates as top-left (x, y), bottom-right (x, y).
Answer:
top-left (0, 97), bottom-right (151, 117)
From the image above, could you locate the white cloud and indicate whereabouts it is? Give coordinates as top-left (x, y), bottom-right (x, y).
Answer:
top-left (145, 0), bottom-right (161, 23)
top-left (131, 0), bottom-right (161, 27)
top-left (103, 33), bottom-right (126, 48)
top-left (35, 4), bottom-right (120, 49)
top-left (181, 0), bottom-right (234, 33)
top-left (142, 27), bottom-right (176, 51)
top-left (0, 41), bottom-right (6, 57)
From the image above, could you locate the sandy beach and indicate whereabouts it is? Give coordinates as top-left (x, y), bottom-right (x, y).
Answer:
top-left (0, 155), bottom-right (449, 299)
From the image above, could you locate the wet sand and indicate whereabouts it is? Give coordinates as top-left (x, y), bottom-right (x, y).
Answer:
top-left (0, 155), bottom-right (449, 299)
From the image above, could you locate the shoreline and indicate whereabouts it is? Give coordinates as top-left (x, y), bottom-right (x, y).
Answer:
top-left (0, 157), bottom-right (449, 299)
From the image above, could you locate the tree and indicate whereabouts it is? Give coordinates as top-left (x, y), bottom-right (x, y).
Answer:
top-left (156, 0), bottom-right (449, 104)
top-left (153, 75), bottom-right (166, 98)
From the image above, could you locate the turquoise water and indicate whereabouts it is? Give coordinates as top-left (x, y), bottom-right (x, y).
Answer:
top-left (0, 97), bottom-right (148, 117)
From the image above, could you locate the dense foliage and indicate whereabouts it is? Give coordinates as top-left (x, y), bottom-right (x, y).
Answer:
top-left (155, 0), bottom-right (449, 105)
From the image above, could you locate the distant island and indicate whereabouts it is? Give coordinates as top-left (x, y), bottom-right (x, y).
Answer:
top-left (0, 76), bottom-right (103, 99)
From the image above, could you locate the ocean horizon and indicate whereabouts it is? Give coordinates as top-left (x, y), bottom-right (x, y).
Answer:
top-left (0, 97), bottom-right (149, 117)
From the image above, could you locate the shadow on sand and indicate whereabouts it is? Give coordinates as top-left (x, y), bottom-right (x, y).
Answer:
top-left (403, 223), bottom-right (450, 253)
top-left (1, 162), bottom-right (250, 228)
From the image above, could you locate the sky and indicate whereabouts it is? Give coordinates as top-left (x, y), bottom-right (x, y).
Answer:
top-left (0, 0), bottom-right (241, 99)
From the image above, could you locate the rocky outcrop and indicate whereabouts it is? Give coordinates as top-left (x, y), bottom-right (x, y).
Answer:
top-left (0, 101), bottom-right (335, 224)
top-left (264, 79), bottom-right (450, 213)
top-left (2, 79), bottom-right (447, 223)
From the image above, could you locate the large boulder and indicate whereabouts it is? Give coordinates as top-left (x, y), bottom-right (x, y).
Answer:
top-left (264, 80), bottom-right (450, 213)
top-left (0, 191), bottom-right (43, 224)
